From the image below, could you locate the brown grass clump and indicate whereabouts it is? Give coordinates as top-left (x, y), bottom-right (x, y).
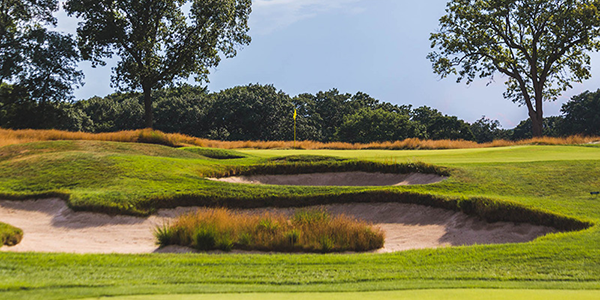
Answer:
top-left (155, 207), bottom-right (385, 253)
top-left (0, 128), bottom-right (598, 150)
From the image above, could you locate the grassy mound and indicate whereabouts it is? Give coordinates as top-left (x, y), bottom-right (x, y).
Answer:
top-left (181, 147), bottom-right (248, 159)
top-left (0, 222), bottom-right (23, 247)
top-left (156, 207), bottom-right (384, 253)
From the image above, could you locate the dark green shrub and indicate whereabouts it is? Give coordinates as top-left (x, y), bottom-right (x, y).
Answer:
top-left (194, 227), bottom-right (218, 251)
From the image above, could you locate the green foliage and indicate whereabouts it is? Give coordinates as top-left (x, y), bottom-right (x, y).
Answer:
top-left (292, 208), bottom-right (330, 226)
top-left (75, 93), bottom-right (144, 132)
top-left (0, 0), bottom-right (83, 111)
top-left (208, 84), bottom-right (294, 141)
top-left (411, 106), bottom-right (475, 141)
top-left (561, 89), bottom-right (600, 136)
top-left (336, 108), bottom-right (425, 143)
top-left (193, 227), bottom-right (218, 251)
top-left (0, 222), bottom-right (23, 247)
top-left (512, 116), bottom-right (565, 140)
top-left (429, 0), bottom-right (600, 137)
top-left (64, 0), bottom-right (252, 128)
top-left (153, 223), bottom-right (173, 246)
top-left (470, 116), bottom-right (509, 143)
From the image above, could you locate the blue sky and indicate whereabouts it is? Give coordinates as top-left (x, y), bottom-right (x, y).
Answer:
top-left (55, 0), bottom-right (600, 129)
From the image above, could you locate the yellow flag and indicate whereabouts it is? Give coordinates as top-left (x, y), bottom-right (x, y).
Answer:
top-left (293, 108), bottom-right (297, 120)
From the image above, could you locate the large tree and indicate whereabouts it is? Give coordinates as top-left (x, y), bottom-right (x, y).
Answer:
top-left (65, 0), bottom-right (252, 128)
top-left (1, 0), bottom-right (82, 105)
top-left (428, 0), bottom-right (600, 137)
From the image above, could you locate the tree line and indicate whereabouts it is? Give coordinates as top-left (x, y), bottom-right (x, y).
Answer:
top-left (1, 83), bottom-right (597, 143)
top-left (3, 0), bottom-right (600, 139)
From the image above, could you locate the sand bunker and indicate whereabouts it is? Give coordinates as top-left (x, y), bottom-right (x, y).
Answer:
top-left (209, 172), bottom-right (446, 186)
top-left (0, 199), bottom-right (557, 254)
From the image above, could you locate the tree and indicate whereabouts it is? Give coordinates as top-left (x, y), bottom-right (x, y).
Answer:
top-left (336, 108), bottom-right (424, 143)
top-left (470, 116), bottom-right (505, 143)
top-left (561, 89), bottom-right (600, 136)
top-left (208, 84), bottom-right (294, 141)
top-left (1, 0), bottom-right (83, 106)
top-left (511, 116), bottom-right (564, 140)
top-left (428, 0), bottom-right (600, 137)
top-left (312, 89), bottom-right (354, 142)
top-left (411, 106), bottom-right (475, 140)
top-left (292, 93), bottom-right (324, 141)
top-left (65, 0), bottom-right (252, 128)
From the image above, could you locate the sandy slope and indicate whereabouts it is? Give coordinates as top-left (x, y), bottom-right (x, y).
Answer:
top-left (0, 199), bottom-right (556, 254)
top-left (209, 172), bottom-right (447, 186)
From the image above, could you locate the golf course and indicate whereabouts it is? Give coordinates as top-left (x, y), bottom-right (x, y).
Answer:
top-left (0, 132), bottom-right (598, 299)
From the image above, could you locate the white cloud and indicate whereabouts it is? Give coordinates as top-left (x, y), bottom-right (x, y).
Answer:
top-left (251, 0), bottom-right (364, 34)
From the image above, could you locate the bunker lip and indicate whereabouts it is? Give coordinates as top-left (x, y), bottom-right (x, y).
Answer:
top-left (208, 172), bottom-right (447, 186)
top-left (0, 199), bottom-right (557, 254)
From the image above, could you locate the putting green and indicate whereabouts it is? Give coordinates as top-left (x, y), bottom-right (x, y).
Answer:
top-left (83, 289), bottom-right (600, 300)
top-left (240, 145), bottom-right (600, 164)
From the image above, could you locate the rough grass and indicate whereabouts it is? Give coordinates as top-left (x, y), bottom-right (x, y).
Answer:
top-left (1, 128), bottom-right (598, 150)
top-left (0, 222), bottom-right (23, 247)
top-left (156, 207), bottom-right (384, 253)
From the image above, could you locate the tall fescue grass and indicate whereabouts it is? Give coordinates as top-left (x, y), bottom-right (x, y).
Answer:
top-left (0, 222), bottom-right (23, 247)
top-left (155, 207), bottom-right (385, 253)
top-left (0, 128), bottom-right (597, 149)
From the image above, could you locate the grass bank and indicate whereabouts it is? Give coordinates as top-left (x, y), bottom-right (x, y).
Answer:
top-left (0, 221), bottom-right (22, 247)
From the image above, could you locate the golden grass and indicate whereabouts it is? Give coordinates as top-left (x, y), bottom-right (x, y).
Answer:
top-left (155, 207), bottom-right (385, 253)
top-left (0, 128), bottom-right (598, 150)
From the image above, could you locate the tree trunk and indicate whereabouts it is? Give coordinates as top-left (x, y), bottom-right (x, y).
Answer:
top-left (143, 85), bottom-right (153, 129)
top-left (530, 113), bottom-right (543, 137)
top-left (530, 92), bottom-right (544, 138)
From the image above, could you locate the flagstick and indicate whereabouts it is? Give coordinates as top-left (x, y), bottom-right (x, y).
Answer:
top-left (293, 108), bottom-right (297, 149)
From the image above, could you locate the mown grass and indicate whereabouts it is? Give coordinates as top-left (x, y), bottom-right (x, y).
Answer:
top-left (0, 221), bottom-right (22, 247)
top-left (0, 138), bottom-right (599, 299)
top-left (156, 207), bottom-right (384, 252)
top-left (78, 289), bottom-right (600, 300)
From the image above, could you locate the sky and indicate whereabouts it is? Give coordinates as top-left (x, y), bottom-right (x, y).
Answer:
top-left (54, 0), bottom-right (600, 129)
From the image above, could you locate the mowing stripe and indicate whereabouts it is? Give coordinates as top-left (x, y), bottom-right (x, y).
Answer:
top-left (81, 289), bottom-right (600, 300)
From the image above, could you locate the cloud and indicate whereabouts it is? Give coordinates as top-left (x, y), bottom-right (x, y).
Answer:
top-left (251, 0), bottom-right (364, 34)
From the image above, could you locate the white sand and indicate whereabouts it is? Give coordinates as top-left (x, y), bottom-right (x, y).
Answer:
top-left (0, 199), bottom-right (557, 254)
top-left (209, 172), bottom-right (447, 186)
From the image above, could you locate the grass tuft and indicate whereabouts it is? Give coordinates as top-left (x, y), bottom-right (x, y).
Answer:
top-left (0, 222), bottom-right (23, 247)
top-left (155, 207), bottom-right (385, 253)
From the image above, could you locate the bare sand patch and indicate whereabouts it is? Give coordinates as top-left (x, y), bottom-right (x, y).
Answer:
top-left (209, 172), bottom-right (446, 186)
top-left (0, 199), bottom-right (556, 254)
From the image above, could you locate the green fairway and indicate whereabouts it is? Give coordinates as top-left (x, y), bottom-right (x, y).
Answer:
top-left (240, 145), bottom-right (600, 164)
top-left (80, 289), bottom-right (600, 300)
top-left (0, 140), bottom-right (599, 299)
